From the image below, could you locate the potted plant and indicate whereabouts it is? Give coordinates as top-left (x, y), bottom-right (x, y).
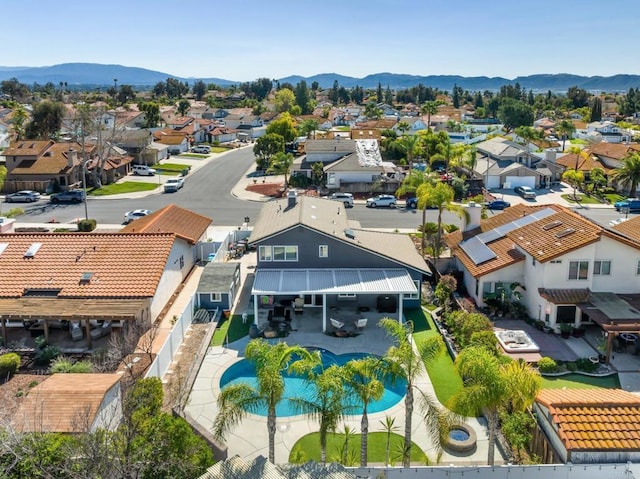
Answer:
top-left (572, 325), bottom-right (585, 338)
top-left (559, 323), bottom-right (573, 339)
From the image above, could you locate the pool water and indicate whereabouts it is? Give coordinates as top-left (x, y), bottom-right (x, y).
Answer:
top-left (449, 428), bottom-right (471, 441)
top-left (219, 350), bottom-right (406, 417)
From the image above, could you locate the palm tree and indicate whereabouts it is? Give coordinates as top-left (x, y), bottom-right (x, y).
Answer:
top-left (590, 166), bottom-right (607, 193)
top-left (396, 170), bottom-right (437, 255)
top-left (399, 134), bottom-right (421, 170)
top-left (562, 169), bottom-right (584, 201)
top-left (379, 415), bottom-right (400, 466)
top-left (289, 360), bottom-right (350, 464)
top-left (514, 126), bottom-right (540, 151)
top-left (266, 152), bottom-right (295, 189)
top-left (421, 101), bottom-right (438, 129)
top-left (448, 346), bottom-right (540, 466)
top-left (344, 356), bottom-right (385, 466)
top-left (611, 151), bottom-right (640, 198)
top-left (213, 340), bottom-right (315, 464)
top-left (555, 119), bottom-right (575, 151)
top-left (379, 318), bottom-right (446, 468)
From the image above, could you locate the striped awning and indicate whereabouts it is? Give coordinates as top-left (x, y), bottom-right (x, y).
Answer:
top-left (251, 268), bottom-right (418, 295)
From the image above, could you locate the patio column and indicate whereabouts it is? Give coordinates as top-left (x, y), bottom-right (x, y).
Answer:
top-left (398, 294), bottom-right (403, 324)
top-left (43, 320), bottom-right (50, 343)
top-left (85, 320), bottom-right (92, 349)
top-left (574, 307), bottom-right (581, 327)
top-left (1, 319), bottom-right (6, 347)
top-left (322, 294), bottom-right (327, 333)
top-left (253, 294), bottom-right (258, 325)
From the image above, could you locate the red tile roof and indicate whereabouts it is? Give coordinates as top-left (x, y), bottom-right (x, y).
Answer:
top-left (537, 389), bottom-right (640, 451)
top-left (0, 233), bottom-right (175, 298)
top-left (120, 204), bottom-right (212, 244)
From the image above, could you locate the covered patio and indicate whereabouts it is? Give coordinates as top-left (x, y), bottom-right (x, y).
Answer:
top-left (250, 268), bottom-right (418, 334)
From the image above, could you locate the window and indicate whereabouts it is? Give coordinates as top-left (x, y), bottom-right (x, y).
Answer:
top-left (258, 245), bottom-right (272, 262)
top-left (593, 260), bottom-right (611, 275)
top-left (338, 293), bottom-right (356, 299)
top-left (637, 260), bottom-right (640, 275)
top-left (209, 293), bottom-right (221, 302)
top-left (273, 245), bottom-right (298, 261)
top-left (568, 261), bottom-right (589, 280)
top-left (319, 245), bottom-right (328, 258)
top-left (407, 280), bottom-right (420, 300)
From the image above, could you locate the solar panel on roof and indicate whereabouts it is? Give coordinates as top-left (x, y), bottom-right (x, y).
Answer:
top-left (476, 208), bottom-right (556, 244)
top-left (460, 236), bottom-right (497, 265)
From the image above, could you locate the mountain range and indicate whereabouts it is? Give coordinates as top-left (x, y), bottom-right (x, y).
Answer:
top-left (0, 63), bottom-right (639, 92)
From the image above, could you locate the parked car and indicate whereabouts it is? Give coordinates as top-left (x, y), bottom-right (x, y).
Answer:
top-left (366, 194), bottom-right (397, 208)
top-left (5, 190), bottom-right (41, 203)
top-left (486, 199), bottom-right (511, 210)
top-left (191, 145), bottom-right (211, 154)
top-left (163, 177), bottom-right (185, 193)
top-left (514, 185), bottom-right (537, 199)
top-left (405, 197), bottom-right (418, 209)
top-left (124, 209), bottom-right (153, 224)
top-left (132, 164), bottom-right (156, 176)
top-left (50, 190), bottom-right (85, 204)
top-left (614, 198), bottom-right (640, 212)
top-left (328, 192), bottom-right (354, 207)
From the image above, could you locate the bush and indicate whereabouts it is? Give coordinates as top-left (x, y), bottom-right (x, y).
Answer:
top-left (50, 357), bottom-right (94, 373)
top-left (36, 345), bottom-right (60, 366)
top-left (575, 357), bottom-right (599, 373)
top-left (77, 219), bottom-right (97, 232)
top-left (0, 352), bottom-right (21, 379)
top-left (537, 357), bottom-right (557, 373)
top-left (288, 174), bottom-right (312, 188)
top-left (566, 362), bottom-right (578, 372)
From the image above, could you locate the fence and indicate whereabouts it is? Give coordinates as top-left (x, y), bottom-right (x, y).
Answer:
top-left (145, 294), bottom-right (195, 379)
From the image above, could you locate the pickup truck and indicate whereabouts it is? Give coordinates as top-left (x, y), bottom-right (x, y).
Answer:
top-left (163, 177), bottom-right (185, 193)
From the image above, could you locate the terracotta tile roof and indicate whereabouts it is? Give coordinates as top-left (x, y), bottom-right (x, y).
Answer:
top-left (538, 288), bottom-right (591, 304)
top-left (611, 216), bottom-right (640, 244)
top-left (449, 236), bottom-right (526, 277)
top-left (8, 142), bottom-right (90, 175)
top-left (588, 142), bottom-right (640, 160)
top-left (13, 373), bottom-right (121, 433)
top-left (536, 389), bottom-right (640, 451)
top-left (0, 233), bottom-right (175, 298)
top-left (555, 152), bottom-right (613, 173)
top-left (120, 204), bottom-right (212, 244)
top-left (2, 140), bottom-right (53, 157)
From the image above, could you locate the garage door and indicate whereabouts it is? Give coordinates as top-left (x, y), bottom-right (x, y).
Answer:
top-left (504, 176), bottom-right (536, 189)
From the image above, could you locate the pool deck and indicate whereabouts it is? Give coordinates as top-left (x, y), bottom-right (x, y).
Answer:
top-left (185, 307), bottom-right (501, 466)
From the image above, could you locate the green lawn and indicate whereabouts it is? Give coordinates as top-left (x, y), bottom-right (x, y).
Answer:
top-left (604, 192), bottom-right (625, 204)
top-left (561, 193), bottom-right (601, 205)
top-left (211, 314), bottom-right (252, 346)
top-left (541, 373), bottom-right (620, 389)
top-left (406, 308), bottom-right (463, 407)
top-left (289, 431), bottom-right (428, 465)
top-left (88, 182), bottom-right (158, 196)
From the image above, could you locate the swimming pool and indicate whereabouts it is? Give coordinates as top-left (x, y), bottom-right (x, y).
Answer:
top-left (219, 350), bottom-right (406, 417)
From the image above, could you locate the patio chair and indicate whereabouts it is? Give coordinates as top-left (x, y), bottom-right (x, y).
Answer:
top-left (354, 318), bottom-right (368, 332)
top-left (70, 321), bottom-right (83, 341)
top-left (294, 297), bottom-right (304, 314)
top-left (90, 321), bottom-right (112, 340)
top-left (330, 318), bottom-right (344, 330)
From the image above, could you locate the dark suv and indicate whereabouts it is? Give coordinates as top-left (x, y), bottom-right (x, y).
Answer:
top-left (50, 190), bottom-right (85, 204)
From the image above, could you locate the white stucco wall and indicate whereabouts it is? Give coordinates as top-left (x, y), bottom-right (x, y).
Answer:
top-left (592, 236), bottom-right (640, 293)
top-left (91, 382), bottom-right (122, 432)
top-left (150, 239), bottom-right (193, 319)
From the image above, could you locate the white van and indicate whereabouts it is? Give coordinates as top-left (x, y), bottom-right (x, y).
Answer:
top-left (132, 165), bottom-right (157, 176)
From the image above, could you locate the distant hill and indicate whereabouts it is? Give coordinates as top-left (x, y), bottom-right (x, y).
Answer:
top-left (0, 63), bottom-right (639, 92)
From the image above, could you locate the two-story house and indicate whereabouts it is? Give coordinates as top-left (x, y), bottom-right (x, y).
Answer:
top-left (247, 192), bottom-right (430, 333)
top-left (445, 204), bottom-right (640, 360)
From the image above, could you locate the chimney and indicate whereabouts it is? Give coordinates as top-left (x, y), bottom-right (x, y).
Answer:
top-left (287, 189), bottom-right (298, 208)
top-left (462, 202), bottom-right (482, 232)
top-left (544, 148), bottom-right (557, 163)
top-left (67, 148), bottom-right (77, 168)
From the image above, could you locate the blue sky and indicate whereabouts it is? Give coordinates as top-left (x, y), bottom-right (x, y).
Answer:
top-left (2, 0), bottom-right (639, 82)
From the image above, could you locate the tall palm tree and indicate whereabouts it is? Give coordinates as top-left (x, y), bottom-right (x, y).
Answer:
top-left (449, 347), bottom-right (540, 466)
top-left (421, 101), bottom-right (438, 129)
top-left (213, 340), bottom-right (315, 464)
top-left (266, 152), bottom-right (294, 188)
top-left (289, 361), bottom-right (349, 464)
top-left (555, 119), bottom-right (575, 151)
top-left (344, 356), bottom-right (385, 466)
top-left (379, 318), bottom-right (446, 468)
top-left (611, 151), bottom-right (640, 198)
top-left (514, 125), bottom-right (540, 151)
top-left (396, 171), bottom-right (437, 255)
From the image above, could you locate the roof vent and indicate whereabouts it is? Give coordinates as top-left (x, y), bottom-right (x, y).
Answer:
top-left (555, 228), bottom-right (576, 239)
top-left (24, 243), bottom-right (42, 258)
top-left (344, 228), bottom-right (356, 240)
top-left (80, 272), bottom-right (94, 284)
top-left (543, 220), bottom-right (563, 231)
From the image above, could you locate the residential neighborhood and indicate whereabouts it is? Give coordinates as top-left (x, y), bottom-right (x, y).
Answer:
top-left (2, 68), bottom-right (640, 479)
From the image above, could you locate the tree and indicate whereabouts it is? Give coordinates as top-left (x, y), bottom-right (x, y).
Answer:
top-left (1, 77), bottom-right (30, 101)
top-left (590, 166), bottom-right (607, 193)
top-left (274, 88), bottom-right (296, 113)
top-left (562, 168), bottom-right (584, 200)
top-left (311, 161), bottom-right (325, 186)
top-left (117, 85), bottom-right (136, 105)
top-left (289, 359), bottom-right (348, 464)
top-left (449, 347), bottom-right (540, 465)
top-left (379, 318), bottom-right (448, 468)
top-left (253, 133), bottom-right (285, 170)
top-left (266, 152), bottom-right (294, 188)
top-left (514, 126), bottom-right (540, 150)
top-left (567, 85), bottom-right (589, 108)
top-left (590, 96), bottom-right (603, 122)
top-left (344, 356), bottom-right (385, 466)
top-left (379, 415), bottom-right (400, 466)
top-left (139, 101), bottom-right (160, 128)
top-left (398, 133), bottom-right (421, 169)
top-left (497, 98), bottom-right (534, 132)
top-left (177, 99), bottom-right (190, 117)
top-left (419, 182), bottom-right (466, 262)
top-left (266, 112), bottom-right (297, 143)
top-left (24, 100), bottom-right (64, 139)
top-left (364, 101), bottom-right (383, 120)
top-left (395, 170), bottom-right (437, 255)
top-left (192, 80), bottom-right (207, 101)
top-left (294, 80), bottom-right (313, 114)
top-left (213, 340), bottom-right (314, 464)
top-left (298, 118), bottom-right (318, 140)
top-left (555, 119), bottom-right (575, 151)
top-left (421, 101), bottom-right (438, 129)
top-left (611, 151), bottom-right (640, 198)
top-left (9, 104), bottom-right (28, 141)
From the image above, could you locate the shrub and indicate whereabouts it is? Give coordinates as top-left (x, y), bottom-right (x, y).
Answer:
top-left (36, 345), bottom-right (60, 366)
top-left (537, 357), bottom-right (557, 373)
top-left (469, 330), bottom-right (499, 354)
top-left (566, 362), bottom-right (578, 372)
top-left (575, 357), bottom-right (599, 373)
top-left (0, 352), bottom-right (21, 379)
top-left (77, 219), bottom-right (97, 232)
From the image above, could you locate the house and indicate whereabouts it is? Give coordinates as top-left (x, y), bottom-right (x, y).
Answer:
top-left (473, 156), bottom-right (546, 189)
top-left (1, 140), bottom-right (97, 193)
top-left (196, 262), bottom-right (241, 311)
top-left (587, 142), bottom-right (640, 170)
top-left (121, 204), bottom-right (213, 266)
top-left (445, 204), bottom-right (640, 360)
top-left (0, 230), bottom-right (189, 349)
top-left (247, 192), bottom-right (430, 332)
top-left (586, 121), bottom-right (631, 143)
top-left (533, 388), bottom-right (640, 464)
top-left (153, 131), bottom-right (190, 154)
top-left (13, 374), bottom-right (122, 433)
top-left (475, 136), bottom-right (538, 167)
top-left (393, 116), bottom-right (427, 135)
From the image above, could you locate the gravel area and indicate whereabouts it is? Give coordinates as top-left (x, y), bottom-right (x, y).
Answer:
top-left (0, 374), bottom-right (46, 425)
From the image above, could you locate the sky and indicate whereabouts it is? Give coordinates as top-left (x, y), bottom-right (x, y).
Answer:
top-left (2, 0), bottom-right (639, 82)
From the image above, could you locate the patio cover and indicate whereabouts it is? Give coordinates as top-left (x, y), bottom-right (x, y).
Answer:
top-left (580, 293), bottom-right (640, 332)
top-left (252, 268), bottom-right (418, 295)
top-left (0, 297), bottom-right (147, 321)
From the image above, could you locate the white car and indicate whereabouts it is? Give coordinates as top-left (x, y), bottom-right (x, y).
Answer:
top-left (124, 209), bottom-right (153, 224)
top-left (366, 194), bottom-right (397, 208)
top-left (191, 145), bottom-right (211, 154)
top-left (328, 192), bottom-right (354, 207)
top-left (163, 177), bottom-right (185, 193)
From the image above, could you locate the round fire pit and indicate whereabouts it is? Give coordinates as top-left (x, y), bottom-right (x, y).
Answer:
top-left (446, 424), bottom-right (477, 453)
